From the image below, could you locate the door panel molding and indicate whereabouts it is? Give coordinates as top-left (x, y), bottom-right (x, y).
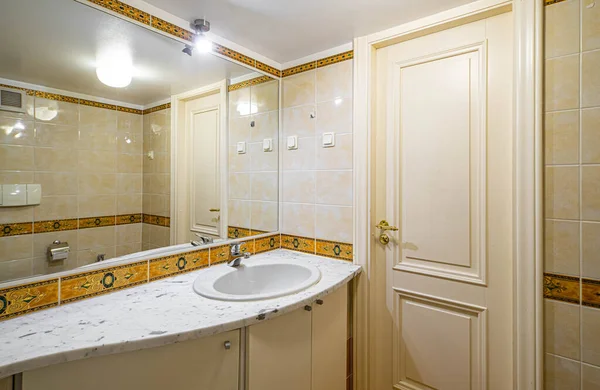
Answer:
top-left (393, 288), bottom-right (487, 390)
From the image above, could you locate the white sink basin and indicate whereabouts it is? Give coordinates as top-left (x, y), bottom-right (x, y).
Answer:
top-left (193, 260), bottom-right (321, 301)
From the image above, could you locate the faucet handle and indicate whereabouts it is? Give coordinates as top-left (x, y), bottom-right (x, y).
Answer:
top-left (230, 242), bottom-right (245, 255)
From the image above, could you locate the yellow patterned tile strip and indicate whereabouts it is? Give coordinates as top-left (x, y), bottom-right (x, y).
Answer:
top-left (543, 273), bottom-right (580, 304)
top-left (282, 50), bottom-right (354, 77)
top-left (34, 219), bottom-right (79, 233)
top-left (281, 234), bottom-right (316, 254)
top-left (117, 213), bottom-right (142, 225)
top-left (282, 61), bottom-right (317, 77)
top-left (256, 62), bottom-right (282, 78)
top-left (142, 103), bottom-right (171, 115)
top-left (79, 99), bottom-right (117, 110)
top-left (79, 216), bottom-right (116, 229)
top-left (213, 43), bottom-right (256, 68)
top-left (255, 235), bottom-right (281, 254)
top-left (228, 226), bottom-right (252, 239)
top-left (545, 0), bottom-right (566, 5)
top-left (210, 245), bottom-right (231, 265)
top-left (316, 239), bottom-right (353, 262)
top-left (582, 278), bottom-right (600, 309)
top-left (0, 222), bottom-right (33, 237)
top-left (142, 214), bottom-right (170, 227)
top-left (87, 0), bottom-right (151, 24)
top-left (228, 76), bottom-right (275, 92)
top-left (149, 249), bottom-right (209, 281)
top-left (151, 16), bottom-right (194, 42)
top-left (0, 279), bottom-right (59, 321)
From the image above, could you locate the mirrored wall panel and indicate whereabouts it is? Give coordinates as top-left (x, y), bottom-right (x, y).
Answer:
top-left (0, 0), bottom-right (279, 284)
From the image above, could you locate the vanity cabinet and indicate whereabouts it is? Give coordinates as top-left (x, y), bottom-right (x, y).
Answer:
top-left (247, 284), bottom-right (348, 390)
top-left (22, 329), bottom-right (240, 390)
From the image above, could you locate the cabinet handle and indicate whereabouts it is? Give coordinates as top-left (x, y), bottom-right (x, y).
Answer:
top-left (304, 305), bottom-right (312, 312)
top-left (316, 299), bottom-right (324, 305)
top-left (224, 341), bottom-right (231, 350)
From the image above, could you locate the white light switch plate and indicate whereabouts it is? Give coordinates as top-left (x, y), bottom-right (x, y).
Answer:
top-left (287, 135), bottom-right (298, 150)
top-left (263, 138), bottom-right (273, 152)
top-left (2, 184), bottom-right (27, 206)
top-left (236, 141), bottom-right (246, 154)
top-left (322, 132), bottom-right (335, 148)
top-left (26, 184), bottom-right (42, 205)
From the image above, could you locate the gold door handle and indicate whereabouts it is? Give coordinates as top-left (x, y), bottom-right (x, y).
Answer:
top-left (376, 220), bottom-right (398, 231)
top-left (209, 208), bottom-right (220, 212)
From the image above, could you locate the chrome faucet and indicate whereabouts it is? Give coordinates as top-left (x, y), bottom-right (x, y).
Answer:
top-left (191, 233), bottom-right (214, 246)
top-left (228, 242), bottom-right (250, 267)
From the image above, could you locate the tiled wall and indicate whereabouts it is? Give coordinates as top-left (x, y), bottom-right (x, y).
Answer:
top-left (142, 105), bottom-right (171, 250)
top-left (280, 55), bottom-right (353, 258)
top-left (228, 78), bottom-right (279, 237)
top-left (543, 0), bottom-right (600, 388)
top-left (0, 91), bottom-right (144, 282)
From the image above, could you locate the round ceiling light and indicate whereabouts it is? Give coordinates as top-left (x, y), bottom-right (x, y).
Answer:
top-left (96, 65), bottom-right (132, 88)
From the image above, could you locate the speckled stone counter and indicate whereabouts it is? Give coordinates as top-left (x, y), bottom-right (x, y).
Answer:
top-left (0, 249), bottom-right (361, 378)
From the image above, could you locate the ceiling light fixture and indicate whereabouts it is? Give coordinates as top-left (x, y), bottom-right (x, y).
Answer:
top-left (96, 50), bottom-right (133, 88)
top-left (183, 19), bottom-right (212, 57)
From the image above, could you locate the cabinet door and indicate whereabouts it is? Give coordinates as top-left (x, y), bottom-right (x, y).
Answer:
top-left (312, 285), bottom-right (348, 390)
top-left (23, 329), bottom-right (240, 390)
top-left (247, 307), bottom-right (312, 390)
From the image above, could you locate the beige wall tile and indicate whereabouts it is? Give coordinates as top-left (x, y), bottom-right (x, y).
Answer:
top-left (115, 223), bottom-right (142, 245)
top-left (78, 128), bottom-right (117, 151)
top-left (315, 205), bottom-right (353, 243)
top-left (142, 223), bottom-right (151, 244)
top-left (229, 87), bottom-right (251, 118)
top-left (250, 172), bottom-right (278, 201)
top-left (583, 0), bottom-right (600, 51)
top-left (583, 108), bottom-right (600, 163)
top-left (545, 110), bottom-right (580, 165)
top-left (283, 105), bottom-right (316, 138)
top-left (33, 195), bottom-right (78, 221)
top-left (34, 147), bottom-right (77, 172)
top-left (230, 173), bottom-right (251, 200)
top-left (229, 145), bottom-right (251, 173)
top-left (78, 173), bottom-right (116, 195)
top-left (249, 142), bottom-right (278, 172)
top-left (582, 307), bottom-right (600, 366)
top-left (583, 363), bottom-right (600, 390)
top-left (282, 171), bottom-right (315, 204)
top-left (0, 118), bottom-right (34, 146)
top-left (33, 230), bottom-right (78, 257)
top-left (117, 173), bottom-right (142, 194)
top-left (0, 258), bottom-right (32, 282)
top-left (545, 0), bottom-right (581, 58)
top-left (79, 105), bottom-right (116, 129)
top-left (149, 225), bottom-right (170, 247)
top-left (1, 145), bottom-right (34, 170)
top-left (316, 133), bottom-right (353, 170)
top-left (545, 166), bottom-right (580, 220)
top-left (316, 170), bottom-right (353, 207)
top-left (545, 353), bottom-right (581, 389)
top-left (251, 80), bottom-right (278, 113)
top-left (117, 111), bottom-right (142, 133)
top-left (251, 201), bottom-right (278, 232)
top-left (117, 193), bottom-right (142, 214)
top-left (0, 171), bottom-right (33, 185)
top-left (545, 219), bottom-right (580, 276)
top-left (77, 247), bottom-right (116, 267)
top-left (78, 195), bottom-right (116, 218)
top-left (545, 55), bottom-right (580, 111)
top-left (282, 202), bottom-right (315, 237)
top-left (229, 200), bottom-right (251, 228)
top-left (316, 60), bottom-right (353, 103)
top-left (78, 226), bottom-right (115, 250)
top-left (544, 299), bottom-right (581, 360)
top-left (282, 137), bottom-right (316, 171)
top-left (77, 150), bottom-right (116, 173)
top-left (582, 50), bottom-right (600, 108)
top-left (35, 98), bottom-right (78, 126)
top-left (316, 98), bottom-right (353, 136)
top-left (32, 254), bottom-right (76, 276)
top-left (35, 123), bottom-right (78, 149)
top-left (229, 115), bottom-right (251, 145)
top-left (34, 172), bottom-right (78, 196)
top-left (0, 235), bottom-right (33, 261)
top-left (117, 153), bottom-right (142, 174)
top-left (583, 222), bottom-right (600, 279)
top-left (583, 166), bottom-right (600, 221)
top-left (283, 70), bottom-right (316, 109)
top-left (251, 110), bottom-right (278, 142)
top-left (0, 206), bottom-right (33, 224)
top-left (116, 242), bottom-right (142, 257)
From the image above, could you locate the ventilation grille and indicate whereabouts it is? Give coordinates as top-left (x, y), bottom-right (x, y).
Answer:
top-left (0, 88), bottom-right (26, 113)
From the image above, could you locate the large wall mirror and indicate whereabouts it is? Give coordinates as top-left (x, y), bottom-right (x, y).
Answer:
top-left (0, 0), bottom-right (279, 284)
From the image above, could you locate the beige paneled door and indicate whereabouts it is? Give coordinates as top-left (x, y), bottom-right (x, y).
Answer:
top-left (371, 11), bottom-right (514, 390)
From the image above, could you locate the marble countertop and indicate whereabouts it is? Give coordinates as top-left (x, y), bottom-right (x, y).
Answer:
top-left (0, 250), bottom-right (361, 378)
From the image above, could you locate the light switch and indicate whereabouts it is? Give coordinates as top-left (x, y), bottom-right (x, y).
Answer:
top-left (236, 141), bottom-right (246, 154)
top-left (26, 184), bottom-right (41, 205)
top-left (263, 138), bottom-right (273, 152)
top-left (287, 135), bottom-right (298, 150)
top-left (2, 184), bottom-right (27, 206)
top-left (322, 132), bottom-right (335, 148)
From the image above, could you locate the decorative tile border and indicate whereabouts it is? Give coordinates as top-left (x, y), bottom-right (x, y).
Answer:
top-left (0, 279), bottom-right (59, 321)
top-left (142, 214), bottom-right (170, 227)
top-left (582, 278), bottom-right (600, 309)
top-left (256, 62), bottom-right (282, 78)
top-left (209, 245), bottom-right (230, 265)
top-left (34, 219), bottom-right (79, 233)
top-left (316, 239), bottom-right (353, 261)
top-left (255, 235), bottom-right (281, 254)
top-left (545, 0), bottom-right (566, 5)
top-left (117, 213), bottom-right (142, 225)
top-left (282, 61), bottom-right (317, 78)
top-left (228, 226), bottom-right (252, 239)
top-left (281, 50), bottom-right (353, 78)
top-left (142, 103), bottom-right (171, 115)
top-left (228, 76), bottom-right (274, 92)
top-left (35, 91), bottom-right (79, 104)
top-left (0, 222), bottom-right (33, 238)
top-left (151, 16), bottom-right (194, 42)
top-left (79, 216), bottom-right (116, 229)
top-left (281, 234), bottom-right (316, 254)
top-left (87, 0), bottom-right (151, 24)
top-left (117, 106), bottom-right (143, 115)
top-left (543, 273), bottom-right (580, 304)
top-left (149, 249), bottom-right (209, 281)
top-left (79, 99), bottom-right (117, 110)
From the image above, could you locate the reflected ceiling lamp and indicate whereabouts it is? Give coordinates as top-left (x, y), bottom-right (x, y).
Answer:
top-left (183, 19), bottom-right (212, 56)
top-left (96, 50), bottom-right (133, 88)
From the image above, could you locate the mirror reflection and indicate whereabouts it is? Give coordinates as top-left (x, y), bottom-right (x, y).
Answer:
top-left (0, 0), bottom-right (279, 284)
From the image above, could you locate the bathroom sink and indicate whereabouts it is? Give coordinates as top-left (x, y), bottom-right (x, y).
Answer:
top-left (193, 260), bottom-right (321, 301)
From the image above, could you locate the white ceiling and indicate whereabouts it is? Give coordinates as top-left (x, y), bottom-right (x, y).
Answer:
top-left (144, 0), bottom-right (476, 63)
top-left (0, 0), bottom-right (254, 106)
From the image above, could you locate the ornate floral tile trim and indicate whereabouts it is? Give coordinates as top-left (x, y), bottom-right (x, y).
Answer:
top-left (282, 61), bottom-right (317, 77)
top-left (281, 234), bottom-right (316, 254)
top-left (79, 216), bottom-right (116, 229)
top-left (316, 239), bottom-right (353, 261)
top-left (228, 76), bottom-right (274, 92)
top-left (142, 103), bottom-right (171, 115)
top-left (255, 234), bottom-right (281, 254)
top-left (582, 278), bottom-right (600, 309)
top-left (0, 222), bottom-right (33, 237)
top-left (87, 0), bottom-right (151, 24)
top-left (213, 43), bottom-right (256, 68)
top-left (60, 261), bottom-right (148, 303)
top-left (209, 245), bottom-right (230, 265)
top-left (256, 61), bottom-right (282, 78)
top-left (0, 279), bottom-right (59, 321)
top-left (35, 91), bottom-right (78, 104)
top-left (317, 50), bottom-right (354, 68)
top-left (79, 99), bottom-right (117, 110)
top-left (151, 16), bottom-right (194, 41)
top-left (149, 249), bottom-right (209, 281)
top-left (142, 214), bottom-right (170, 227)
top-left (117, 106), bottom-right (143, 115)
top-left (543, 273), bottom-right (580, 304)
top-left (228, 226), bottom-right (252, 239)
top-left (116, 213), bottom-right (143, 225)
top-left (34, 219), bottom-right (79, 233)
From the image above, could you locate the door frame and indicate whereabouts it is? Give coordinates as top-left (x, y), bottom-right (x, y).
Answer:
top-left (171, 80), bottom-right (228, 244)
top-left (351, 0), bottom-right (544, 389)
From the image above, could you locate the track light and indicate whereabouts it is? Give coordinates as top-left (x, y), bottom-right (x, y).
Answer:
top-left (182, 19), bottom-right (212, 57)
top-left (182, 45), bottom-right (193, 56)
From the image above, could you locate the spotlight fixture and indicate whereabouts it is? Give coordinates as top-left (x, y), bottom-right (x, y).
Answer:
top-left (183, 19), bottom-right (212, 57)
